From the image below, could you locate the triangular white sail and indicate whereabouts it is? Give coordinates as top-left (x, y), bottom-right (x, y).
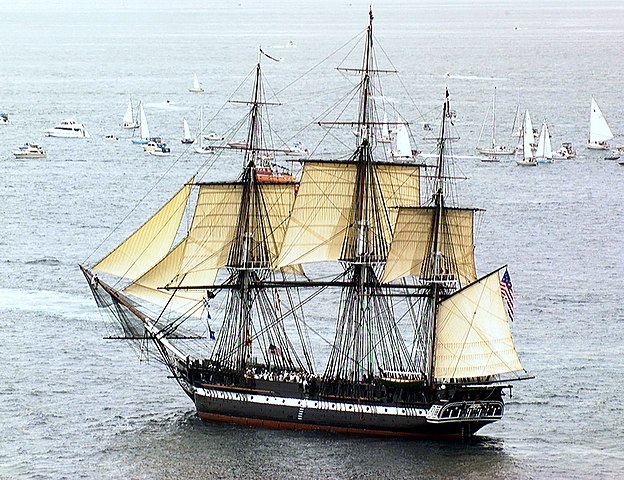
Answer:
top-left (392, 117), bottom-right (412, 158)
top-left (189, 73), bottom-right (204, 93)
top-left (434, 268), bottom-right (525, 380)
top-left (122, 100), bottom-right (134, 127)
top-left (523, 110), bottom-right (533, 160)
top-left (139, 104), bottom-right (150, 140)
top-left (380, 112), bottom-right (391, 141)
top-left (589, 97), bottom-right (613, 143)
top-left (536, 123), bottom-right (552, 159)
top-left (183, 118), bottom-right (191, 140)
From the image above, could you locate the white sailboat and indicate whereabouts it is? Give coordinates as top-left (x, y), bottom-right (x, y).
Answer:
top-left (476, 87), bottom-right (516, 155)
top-left (189, 73), bottom-right (204, 93)
top-left (378, 112), bottom-right (392, 143)
top-left (536, 122), bottom-right (553, 164)
top-left (587, 97), bottom-right (613, 150)
top-left (122, 99), bottom-right (140, 129)
top-left (132, 104), bottom-right (151, 144)
top-left (390, 117), bottom-right (413, 159)
top-left (181, 118), bottom-right (194, 144)
top-left (516, 110), bottom-right (537, 166)
top-left (194, 107), bottom-right (213, 154)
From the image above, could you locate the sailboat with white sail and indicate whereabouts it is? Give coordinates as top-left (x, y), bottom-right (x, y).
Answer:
top-left (516, 110), bottom-right (538, 166)
top-left (390, 117), bottom-right (414, 159)
top-left (587, 97), bottom-right (613, 150)
top-left (378, 112), bottom-right (392, 143)
top-left (194, 107), bottom-right (214, 154)
top-left (189, 73), bottom-right (204, 93)
top-left (122, 99), bottom-right (140, 129)
top-left (476, 87), bottom-right (516, 155)
top-left (131, 104), bottom-right (152, 145)
top-left (536, 122), bottom-right (553, 164)
top-left (81, 10), bottom-right (529, 439)
top-left (181, 118), bottom-right (194, 144)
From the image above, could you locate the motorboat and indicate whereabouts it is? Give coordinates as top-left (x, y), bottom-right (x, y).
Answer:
top-left (143, 140), bottom-right (167, 153)
top-left (0, 113), bottom-right (9, 124)
top-left (204, 132), bottom-right (224, 141)
top-left (13, 143), bottom-right (47, 158)
top-left (552, 142), bottom-right (576, 159)
top-left (45, 119), bottom-right (90, 138)
top-left (149, 144), bottom-right (172, 156)
top-left (284, 142), bottom-right (308, 157)
top-left (103, 134), bottom-right (119, 141)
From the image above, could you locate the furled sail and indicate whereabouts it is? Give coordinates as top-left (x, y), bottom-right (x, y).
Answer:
top-left (93, 183), bottom-right (192, 280)
top-left (382, 206), bottom-right (476, 286)
top-left (277, 161), bottom-right (419, 268)
top-left (433, 269), bottom-right (525, 380)
top-left (523, 110), bottom-right (533, 160)
top-left (589, 97), bottom-right (613, 143)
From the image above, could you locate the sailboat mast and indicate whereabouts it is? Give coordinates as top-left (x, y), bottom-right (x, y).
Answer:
top-left (492, 87), bottom-right (497, 149)
top-left (245, 61), bottom-right (263, 168)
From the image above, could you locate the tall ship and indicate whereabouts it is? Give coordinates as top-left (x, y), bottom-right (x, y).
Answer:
top-left (82, 10), bottom-right (529, 438)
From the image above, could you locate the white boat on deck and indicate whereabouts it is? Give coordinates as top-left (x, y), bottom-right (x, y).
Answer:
top-left (181, 118), bottom-right (194, 144)
top-left (13, 143), bottom-right (47, 158)
top-left (132, 104), bottom-right (151, 145)
top-left (552, 142), bottom-right (576, 159)
top-left (195, 107), bottom-right (214, 154)
top-left (476, 87), bottom-right (516, 156)
top-left (122, 99), bottom-right (140, 129)
top-left (189, 73), bottom-right (204, 93)
top-left (45, 119), bottom-right (89, 138)
top-left (536, 123), bottom-right (553, 164)
top-left (587, 97), bottom-right (613, 150)
top-left (390, 117), bottom-right (415, 159)
top-left (516, 111), bottom-right (538, 167)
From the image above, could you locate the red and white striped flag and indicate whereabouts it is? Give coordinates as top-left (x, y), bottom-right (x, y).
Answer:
top-left (500, 269), bottom-right (515, 321)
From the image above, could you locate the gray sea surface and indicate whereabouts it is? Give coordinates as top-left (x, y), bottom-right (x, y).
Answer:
top-left (1, 0), bottom-right (623, 478)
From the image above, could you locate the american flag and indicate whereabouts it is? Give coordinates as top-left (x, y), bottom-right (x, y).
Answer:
top-left (500, 269), bottom-right (515, 321)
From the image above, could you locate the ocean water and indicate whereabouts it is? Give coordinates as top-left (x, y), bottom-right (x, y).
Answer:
top-left (1, 1), bottom-right (623, 478)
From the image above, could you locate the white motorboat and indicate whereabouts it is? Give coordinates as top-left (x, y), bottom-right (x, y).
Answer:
top-left (13, 143), bottom-right (47, 158)
top-left (204, 132), bottom-right (224, 141)
top-left (45, 119), bottom-right (90, 138)
top-left (189, 73), bottom-right (204, 93)
top-left (149, 144), bottom-right (172, 156)
top-left (552, 142), bottom-right (576, 159)
top-left (103, 134), bottom-right (119, 141)
top-left (0, 113), bottom-right (9, 124)
top-left (284, 142), bottom-right (308, 157)
top-left (587, 97), bottom-right (613, 150)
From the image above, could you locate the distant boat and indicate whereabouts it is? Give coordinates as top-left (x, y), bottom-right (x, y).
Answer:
top-left (13, 143), bottom-right (47, 158)
top-left (132, 104), bottom-right (151, 144)
top-left (103, 134), bottom-right (119, 141)
top-left (476, 87), bottom-right (516, 156)
top-left (204, 132), bottom-right (224, 141)
top-left (0, 113), bottom-right (9, 124)
top-left (390, 117), bottom-right (414, 159)
top-left (189, 73), bottom-right (204, 93)
top-left (45, 119), bottom-right (89, 138)
top-left (149, 144), bottom-right (172, 156)
top-left (587, 97), bottom-right (613, 150)
top-left (122, 99), bottom-right (140, 129)
top-left (516, 110), bottom-right (538, 166)
top-left (535, 123), bottom-right (553, 164)
top-left (378, 112), bottom-right (392, 143)
top-left (552, 142), bottom-right (576, 159)
top-left (284, 141), bottom-right (308, 157)
top-left (181, 118), bottom-right (194, 144)
top-left (194, 107), bottom-right (214, 154)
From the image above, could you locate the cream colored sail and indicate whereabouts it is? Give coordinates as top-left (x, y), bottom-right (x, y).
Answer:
top-left (124, 238), bottom-right (217, 317)
top-left (277, 161), bottom-right (419, 268)
top-left (383, 206), bottom-right (476, 286)
top-left (93, 183), bottom-right (192, 280)
top-left (589, 97), bottom-right (613, 143)
top-left (433, 269), bottom-right (524, 380)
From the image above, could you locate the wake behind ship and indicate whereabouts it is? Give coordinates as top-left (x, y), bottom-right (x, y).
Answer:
top-left (82, 9), bottom-right (530, 438)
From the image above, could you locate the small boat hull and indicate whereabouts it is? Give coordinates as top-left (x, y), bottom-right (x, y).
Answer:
top-left (516, 159), bottom-right (538, 166)
top-left (587, 142), bottom-right (609, 150)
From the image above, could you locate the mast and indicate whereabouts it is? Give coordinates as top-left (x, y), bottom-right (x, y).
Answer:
top-left (425, 88), bottom-right (450, 386)
top-left (492, 87), bottom-right (497, 149)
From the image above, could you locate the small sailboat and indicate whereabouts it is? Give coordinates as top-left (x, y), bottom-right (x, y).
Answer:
top-left (181, 118), bottom-right (194, 144)
top-left (516, 110), bottom-right (538, 167)
top-left (535, 123), bottom-right (553, 164)
top-left (378, 112), bottom-right (392, 143)
top-left (587, 97), bottom-right (613, 150)
top-left (194, 107), bottom-right (214, 154)
top-left (132, 104), bottom-right (151, 145)
top-left (476, 87), bottom-right (516, 155)
top-left (122, 99), bottom-right (140, 129)
top-left (189, 73), bottom-right (204, 93)
top-left (390, 117), bottom-right (414, 159)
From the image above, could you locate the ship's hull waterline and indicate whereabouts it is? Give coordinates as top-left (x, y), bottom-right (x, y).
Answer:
top-left (190, 383), bottom-right (504, 438)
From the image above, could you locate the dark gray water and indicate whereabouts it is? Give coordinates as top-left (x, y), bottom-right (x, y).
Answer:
top-left (1, 1), bottom-right (623, 478)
